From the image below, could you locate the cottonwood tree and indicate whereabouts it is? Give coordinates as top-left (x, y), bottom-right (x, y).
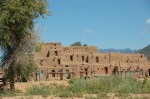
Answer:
top-left (71, 41), bottom-right (88, 46)
top-left (0, 0), bottom-right (49, 90)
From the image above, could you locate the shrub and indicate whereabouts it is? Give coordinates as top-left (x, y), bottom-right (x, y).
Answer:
top-left (26, 85), bottom-right (57, 96)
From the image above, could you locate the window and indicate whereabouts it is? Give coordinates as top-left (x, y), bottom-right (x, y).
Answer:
top-left (127, 59), bottom-right (129, 63)
top-left (65, 65), bottom-right (69, 67)
top-left (96, 57), bottom-right (99, 63)
top-left (52, 70), bottom-right (55, 77)
top-left (55, 51), bottom-right (58, 56)
top-left (46, 51), bottom-right (50, 57)
top-left (58, 59), bottom-right (60, 65)
top-left (104, 55), bottom-right (107, 59)
top-left (82, 56), bottom-right (84, 61)
top-left (70, 55), bottom-right (73, 61)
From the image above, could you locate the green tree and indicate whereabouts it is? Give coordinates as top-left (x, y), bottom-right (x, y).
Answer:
top-left (0, 0), bottom-right (49, 90)
top-left (83, 44), bottom-right (88, 46)
top-left (71, 41), bottom-right (88, 46)
top-left (71, 41), bottom-right (82, 46)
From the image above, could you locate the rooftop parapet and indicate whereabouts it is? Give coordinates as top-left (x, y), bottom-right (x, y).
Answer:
top-left (62, 46), bottom-right (98, 53)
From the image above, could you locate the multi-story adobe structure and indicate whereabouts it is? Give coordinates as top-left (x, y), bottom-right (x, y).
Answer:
top-left (34, 43), bottom-right (150, 81)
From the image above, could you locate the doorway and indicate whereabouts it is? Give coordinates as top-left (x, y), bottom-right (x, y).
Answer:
top-left (104, 67), bottom-right (108, 74)
top-left (139, 69), bottom-right (143, 76)
top-left (40, 70), bottom-right (44, 77)
top-left (84, 68), bottom-right (88, 75)
top-left (66, 70), bottom-right (70, 79)
top-left (113, 66), bottom-right (119, 75)
top-left (126, 69), bottom-right (130, 77)
top-left (52, 70), bottom-right (55, 77)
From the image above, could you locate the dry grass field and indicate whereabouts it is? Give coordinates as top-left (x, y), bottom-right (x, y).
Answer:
top-left (1, 77), bottom-right (150, 99)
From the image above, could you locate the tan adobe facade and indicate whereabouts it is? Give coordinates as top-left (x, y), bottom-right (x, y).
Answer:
top-left (34, 43), bottom-right (150, 81)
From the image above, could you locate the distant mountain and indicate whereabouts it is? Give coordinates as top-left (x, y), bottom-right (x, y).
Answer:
top-left (98, 48), bottom-right (140, 53)
top-left (138, 45), bottom-right (150, 61)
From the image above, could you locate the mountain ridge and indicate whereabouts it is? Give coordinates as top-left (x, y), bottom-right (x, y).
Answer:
top-left (138, 45), bottom-right (150, 61)
top-left (98, 48), bottom-right (140, 53)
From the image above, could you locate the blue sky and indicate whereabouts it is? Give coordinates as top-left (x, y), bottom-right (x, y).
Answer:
top-left (36, 0), bottom-right (150, 50)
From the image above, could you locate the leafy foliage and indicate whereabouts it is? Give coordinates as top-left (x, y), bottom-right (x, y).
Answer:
top-left (0, 0), bottom-right (49, 90)
top-left (71, 41), bottom-right (88, 46)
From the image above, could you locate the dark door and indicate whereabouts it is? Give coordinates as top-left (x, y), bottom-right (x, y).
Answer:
top-left (84, 68), bottom-right (88, 75)
top-left (113, 66), bottom-right (119, 75)
top-left (104, 67), bottom-right (108, 74)
top-left (52, 70), bottom-right (55, 77)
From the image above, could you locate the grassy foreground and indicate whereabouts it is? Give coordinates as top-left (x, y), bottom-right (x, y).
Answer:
top-left (26, 76), bottom-right (150, 98)
top-left (0, 76), bottom-right (150, 98)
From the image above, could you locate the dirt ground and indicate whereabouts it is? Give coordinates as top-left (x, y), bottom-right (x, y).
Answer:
top-left (1, 94), bottom-right (150, 99)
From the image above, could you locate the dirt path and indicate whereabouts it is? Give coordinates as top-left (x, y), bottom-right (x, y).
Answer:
top-left (1, 94), bottom-right (150, 99)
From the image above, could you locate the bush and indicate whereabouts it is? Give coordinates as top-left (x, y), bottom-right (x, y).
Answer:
top-left (26, 85), bottom-right (57, 96)
top-left (0, 89), bottom-right (18, 97)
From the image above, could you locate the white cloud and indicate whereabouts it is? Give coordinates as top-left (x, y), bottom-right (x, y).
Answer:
top-left (82, 29), bottom-right (94, 35)
top-left (146, 18), bottom-right (150, 24)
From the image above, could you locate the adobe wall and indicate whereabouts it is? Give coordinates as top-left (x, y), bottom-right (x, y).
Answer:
top-left (62, 46), bottom-right (98, 53)
top-left (34, 43), bottom-right (150, 81)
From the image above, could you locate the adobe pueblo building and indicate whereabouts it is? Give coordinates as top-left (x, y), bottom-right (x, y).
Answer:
top-left (34, 43), bottom-right (150, 81)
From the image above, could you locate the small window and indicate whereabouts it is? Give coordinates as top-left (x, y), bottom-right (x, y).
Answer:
top-left (65, 65), bottom-right (69, 67)
top-left (82, 56), bottom-right (84, 61)
top-left (104, 55), bottom-right (107, 59)
top-left (55, 51), bottom-right (58, 56)
top-left (96, 57), bottom-right (99, 63)
top-left (58, 59), bottom-right (60, 65)
top-left (127, 59), bottom-right (129, 63)
top-left (52, 70), bottom-right (55, 77)
top-left (46, 51), bottom-right (50, 57)
top-left (70, 55), bottom-right (73, 61)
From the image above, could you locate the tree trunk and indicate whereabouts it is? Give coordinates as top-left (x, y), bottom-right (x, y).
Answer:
top-left (10, 78), bottom-right (15, 91)
top-left (9, 66), bottom-right (15, 91)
